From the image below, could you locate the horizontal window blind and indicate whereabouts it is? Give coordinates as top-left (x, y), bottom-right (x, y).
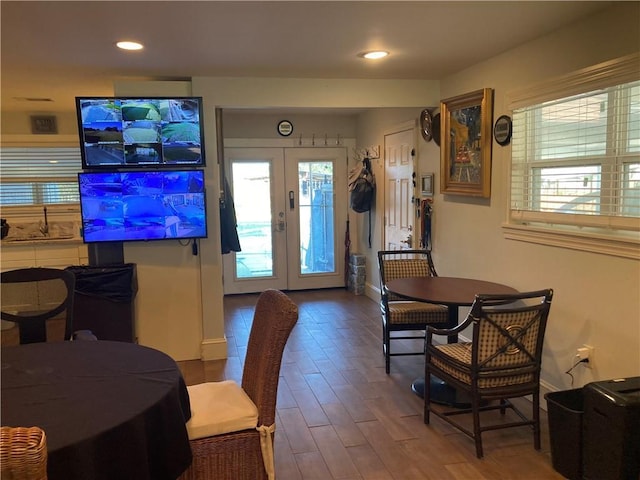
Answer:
top-left (510, 79), bottom-right (640, 231)
top-left (0, 147), bottom-right (81, 206)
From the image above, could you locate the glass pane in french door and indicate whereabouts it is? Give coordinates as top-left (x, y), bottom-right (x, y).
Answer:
top-left (298, 161), bottom-right (335, 275)
top-left (232, 162), bottom-right (273, 278)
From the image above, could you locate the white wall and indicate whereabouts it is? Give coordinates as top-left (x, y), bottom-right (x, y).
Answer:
top-left (425, 2), bottom-right (640, 391)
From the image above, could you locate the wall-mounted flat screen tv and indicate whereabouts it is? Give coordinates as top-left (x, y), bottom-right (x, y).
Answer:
top-left (78, 170), bottom-right (207, 243)
top-left (76, 97), bottom-right (205, 169)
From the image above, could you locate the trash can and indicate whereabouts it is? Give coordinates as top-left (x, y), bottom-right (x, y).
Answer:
top-left (545, 388), bottom-right (584, 480)
top-left (65, 264), bottom-right (137, 342)
top-left (583, 377), bottom-right (640, 480)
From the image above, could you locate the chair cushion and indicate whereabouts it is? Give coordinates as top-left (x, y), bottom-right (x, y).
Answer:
top-left (186, 380), bottom-right (259, 440)
top-left (431, 343), bottom-right (534, 388)
top-left (388, 301), bottom-right (448, 325)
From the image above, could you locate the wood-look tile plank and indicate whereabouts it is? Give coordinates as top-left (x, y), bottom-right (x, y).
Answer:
top-left (291, 387), bottom-right (331, 427)
top-left (346, 444), bottom-right (394, 480)
top-left (330, 384), bottom-right (377, 423)
top-left (304, 372), bottom-right (341, 405)
top-left (274, 412), bottom-right (303, 480)
top-left (277, 407), bottom-right (319, 454)
top-left (294, 451), bottom-right (335, 479)
top-left (357, 420), bottom-right (432, 479)
top-left (320, 403), bottom-right (368, 448)
top-left (310, 424), bottom-right (361, 479)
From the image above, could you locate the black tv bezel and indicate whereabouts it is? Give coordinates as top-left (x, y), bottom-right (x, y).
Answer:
top-left (75, 96), bottom-right (206, 170)
top-left (77, 169), bottom-right (209, 244)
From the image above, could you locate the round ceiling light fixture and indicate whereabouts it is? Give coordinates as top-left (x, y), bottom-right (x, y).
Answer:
top-left (359, 50), bottom-right (389, 60)
top-left (116, 41), bottom-right (144, 51)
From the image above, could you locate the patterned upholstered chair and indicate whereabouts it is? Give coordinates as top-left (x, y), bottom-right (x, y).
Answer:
top-left (423, 289), bottom-right (553, 458)
top-left (377, 250), bottom-right (449, 374)
top-left (0, 426), bottom-right (48, 480)
top-left (179, 289), bottom-right (298, 480)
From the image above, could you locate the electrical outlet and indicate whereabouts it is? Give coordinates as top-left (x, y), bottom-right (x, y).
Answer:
top-left (576, 344), bottom-right (594, 368)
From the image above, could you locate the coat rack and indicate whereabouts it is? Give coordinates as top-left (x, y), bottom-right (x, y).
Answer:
top-left (296, 133), bottom-right (343, 146)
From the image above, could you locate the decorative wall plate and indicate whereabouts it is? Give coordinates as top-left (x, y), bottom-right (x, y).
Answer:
top-left (420, 109), bottom-right (433, 142)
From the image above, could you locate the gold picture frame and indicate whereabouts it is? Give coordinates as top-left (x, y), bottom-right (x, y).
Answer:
top-left (440, 88), bottom-right (493, 198)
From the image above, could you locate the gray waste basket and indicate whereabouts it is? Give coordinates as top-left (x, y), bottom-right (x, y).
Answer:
top-left (545, 388), bottom-right (584, 480)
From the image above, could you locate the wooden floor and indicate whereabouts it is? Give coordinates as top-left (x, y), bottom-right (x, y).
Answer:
top-left (178, 289), bottom-right (563, 480)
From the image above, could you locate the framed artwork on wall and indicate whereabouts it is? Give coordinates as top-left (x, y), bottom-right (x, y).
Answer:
top-left (30, 115), bottom-right (58, 134)
top-left (421, 173), bottom-right (434, 196)
top-left (440, 88), bottom-right (493, 198)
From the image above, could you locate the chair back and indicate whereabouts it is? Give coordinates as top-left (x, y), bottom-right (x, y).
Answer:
top-left (378, 250), bottom-right (438, 302)
top-left (241, 290), bottom-right (298, 427)
top-left (1, 267), bottom-right (75, 344)
top-left (469, 289), bottom-right (553, 388)
top-left (0, 426), bottom-right (48, 480)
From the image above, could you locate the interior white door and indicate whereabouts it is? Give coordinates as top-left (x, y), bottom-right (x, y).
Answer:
top-left (223, 147), bottom-right (348, 294)
top-left (384, 126), bottom-right (416, 250)
top-left (222, 148), bottom-right (287, 294)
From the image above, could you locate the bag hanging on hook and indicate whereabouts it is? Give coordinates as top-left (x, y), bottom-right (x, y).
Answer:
top-left (348, 158), bottom-right (375, 213)
top-left (348, 158), bottom-right (376, 247)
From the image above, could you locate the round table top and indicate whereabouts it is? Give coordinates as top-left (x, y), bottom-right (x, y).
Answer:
top-left (386, 276), bottom-right (518, 307)
top-left (1, 340), bottom-right (192, 480)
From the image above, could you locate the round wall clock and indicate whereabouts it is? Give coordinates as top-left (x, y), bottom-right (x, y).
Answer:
top-left (420, 109), bottom-right (433, 142)
top-left (277, 120), bottom-right (293, 137)
top-left (493, 115), bottom-right (512, 146)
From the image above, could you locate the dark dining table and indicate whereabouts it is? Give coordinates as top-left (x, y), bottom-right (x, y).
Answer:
top-left (1, 340), bottom-right (192, 480)
top-left (386, 276), bottom-right (518, 406)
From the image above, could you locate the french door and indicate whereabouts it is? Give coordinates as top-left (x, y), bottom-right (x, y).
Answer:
top-left (222, 147), bottom-right (348, 294)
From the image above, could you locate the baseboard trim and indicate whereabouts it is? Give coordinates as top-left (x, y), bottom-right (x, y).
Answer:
top-left (200, 337), bottom-right (228, 361)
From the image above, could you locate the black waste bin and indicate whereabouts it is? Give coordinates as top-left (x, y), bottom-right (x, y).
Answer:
top-left (65, 264), bottom-right (137, 342)
top-left (545, 388), bottom-right (584, 480)
top-left (583, 377), bottom-right (640, 480)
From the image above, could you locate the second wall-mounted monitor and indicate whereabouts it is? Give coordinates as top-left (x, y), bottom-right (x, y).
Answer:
top-left (76, 97), bottom-right (206, 169)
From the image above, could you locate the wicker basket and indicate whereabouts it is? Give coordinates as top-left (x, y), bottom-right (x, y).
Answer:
top-left (0, 426), bottom-right (47, 480)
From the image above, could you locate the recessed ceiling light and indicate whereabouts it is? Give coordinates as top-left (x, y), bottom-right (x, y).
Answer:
top-left (116, 41), bottom-right (144, 51)
top-left (359, 51), bottom-right (389, 60)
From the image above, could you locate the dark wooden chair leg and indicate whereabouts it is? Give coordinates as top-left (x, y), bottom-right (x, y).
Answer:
top-left (472, 393), bottom-right (483, 459)
top-left (533, 391), bottom-right (541, 450)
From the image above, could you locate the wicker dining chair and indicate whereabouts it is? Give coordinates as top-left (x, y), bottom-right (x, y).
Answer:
top-left (179, 289), bottom-right (298, 480)
top-left (0, 426), bottom-right (48, 480)
top-left (378, 250), bottom-right (449, 373)
top-left (424, 289), bottom-right (554, 458)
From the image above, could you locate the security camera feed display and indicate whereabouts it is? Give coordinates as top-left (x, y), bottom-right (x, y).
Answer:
top-left (78, 170), bottom-right (207, 243)
top-left (76, 97), bottom-right (205, 168)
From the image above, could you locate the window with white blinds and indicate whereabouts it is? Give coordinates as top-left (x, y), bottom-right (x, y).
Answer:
top-left (0, 147), bottom-right (81, 206)
top-left (510, 80), bottom-right (640, 231)
top-left (504, 54), bottom-right (640, 259)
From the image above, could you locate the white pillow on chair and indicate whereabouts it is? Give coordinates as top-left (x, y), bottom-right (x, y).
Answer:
top-left (186, 380), bottom-right (259, 440)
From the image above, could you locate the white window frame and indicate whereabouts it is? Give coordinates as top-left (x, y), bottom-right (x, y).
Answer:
top-left (503, 53), bottom-right (640, 260)
top-left (0, 137), bottom-right (82, 219)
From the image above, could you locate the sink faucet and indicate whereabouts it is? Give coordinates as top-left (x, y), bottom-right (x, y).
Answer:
top-left (40, 206), bottom-right (49, 235)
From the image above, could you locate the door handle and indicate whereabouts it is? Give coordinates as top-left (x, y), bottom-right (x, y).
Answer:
top-left (289, 191), bottom-right (295, 209)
